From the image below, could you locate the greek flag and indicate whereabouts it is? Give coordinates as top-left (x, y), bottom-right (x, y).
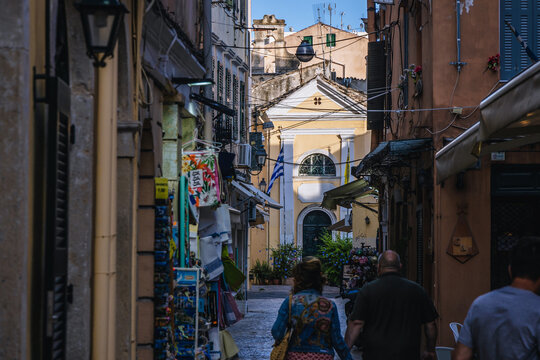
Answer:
top-left (266, 147), bottom-right (284, 195)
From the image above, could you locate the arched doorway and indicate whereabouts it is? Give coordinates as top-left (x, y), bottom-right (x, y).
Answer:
top-left (302, 210), bottom-right (332, 256)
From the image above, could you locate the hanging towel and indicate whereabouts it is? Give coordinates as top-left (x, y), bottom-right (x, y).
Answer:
top-left (219, 329), bottom-right (239, 360)
top-left (198, 204), bottom-right (232, 243)
top-left (199, 236), bottom-right (224, 280)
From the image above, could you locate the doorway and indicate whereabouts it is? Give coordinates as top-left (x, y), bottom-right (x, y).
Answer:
top-left (302, 210), bottom-right (332, 256)
top-left (491, 165), bottom-right (540, 289)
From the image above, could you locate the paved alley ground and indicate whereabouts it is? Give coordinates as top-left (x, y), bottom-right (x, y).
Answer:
top-left (228, 285), bottom-right (363, 360)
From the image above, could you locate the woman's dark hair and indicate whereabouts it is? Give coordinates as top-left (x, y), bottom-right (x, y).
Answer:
top-left (510, 236), bottom-right (540, 281)
top-left (292, 256), bottom-right (326, 294)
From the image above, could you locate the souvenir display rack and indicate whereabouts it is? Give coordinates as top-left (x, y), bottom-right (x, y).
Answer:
top-left (340, 245), bottom-right (379, 293)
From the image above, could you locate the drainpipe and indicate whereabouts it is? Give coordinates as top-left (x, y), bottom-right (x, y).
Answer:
top-left (92, 51), bottom-right (118, 360)
top-left (450, 0), bottom-right (466, 72)
top-left (131, 1), bottom-right (145, 358)
top-left (203, 0), bottom-right (213, 141)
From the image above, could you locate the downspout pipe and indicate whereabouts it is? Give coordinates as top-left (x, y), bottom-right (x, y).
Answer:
top-left (450, 0), bottom-right (466, 72)
top-left (92, 53), bottom-right (118, 360)
top-left (203, 0), bottom-right (213, 141)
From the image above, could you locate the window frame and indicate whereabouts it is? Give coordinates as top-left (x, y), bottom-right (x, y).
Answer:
top-left (298, 153), bottom-right (337, 177)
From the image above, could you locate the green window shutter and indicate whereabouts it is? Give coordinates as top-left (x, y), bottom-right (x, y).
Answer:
top-left (240, 81), bottom-right (245, 141)
top-left (326, 33), bottom-right (336, 47)
top-left (233, 76), bottom-right (238, 141)
top-left (303, 36), bottom-right (313, 45)
top-left (500, 0), bottom-right (538, 80)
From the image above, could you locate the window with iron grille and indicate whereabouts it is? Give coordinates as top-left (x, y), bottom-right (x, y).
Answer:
top-left (233, 75), bottom-right (238, 141)
top-left (299, 154), bottom-right (336, 176)
top-left (240, 80), bottom-right (246, 141)
top-left (500, 0), bottom-right (540, 80)
top-left (326, 33), bottom-right (336, 47)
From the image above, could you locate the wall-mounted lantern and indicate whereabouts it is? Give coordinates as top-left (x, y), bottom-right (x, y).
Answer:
top-left (75, 0), bottom-right (128, 67)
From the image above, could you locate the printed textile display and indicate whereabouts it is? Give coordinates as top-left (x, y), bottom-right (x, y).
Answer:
top-left (182, 150), bottom-right (220, 207)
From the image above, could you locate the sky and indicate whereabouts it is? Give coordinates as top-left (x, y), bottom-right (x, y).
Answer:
top-left (251, 0), bottom-right (367, 33)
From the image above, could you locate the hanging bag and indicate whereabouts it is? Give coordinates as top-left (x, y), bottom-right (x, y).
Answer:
top-left (270, 294), bottom-right (293, 360)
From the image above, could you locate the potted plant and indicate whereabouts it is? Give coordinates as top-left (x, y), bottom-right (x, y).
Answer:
top-left (271, 268), bottom-right (282, 285)
top-left (250, 259), bottom-right (273, 285)
top-left (270, 243), bottom-right (302, 284)
top-left (317, 230), bottom-right (353, 286)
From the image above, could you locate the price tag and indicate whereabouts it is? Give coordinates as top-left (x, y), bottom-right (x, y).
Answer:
top-left (189, 169), bottom-right (204, 189)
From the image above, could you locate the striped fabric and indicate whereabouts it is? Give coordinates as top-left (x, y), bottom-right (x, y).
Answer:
top-left (266, 147), bottom-right (284, 195)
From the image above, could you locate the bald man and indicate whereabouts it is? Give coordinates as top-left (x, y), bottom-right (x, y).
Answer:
top-left (345, 250), bottom-right (438, 360)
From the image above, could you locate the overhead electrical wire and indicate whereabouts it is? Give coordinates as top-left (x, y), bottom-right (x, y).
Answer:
top-left (213, 26), bottom-right (396, 50)
top-left (266, 156), bottom-right (364, 165)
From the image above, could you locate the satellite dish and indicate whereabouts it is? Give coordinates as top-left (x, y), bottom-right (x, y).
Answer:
top-left (347, 25), bottom-right (352, 30)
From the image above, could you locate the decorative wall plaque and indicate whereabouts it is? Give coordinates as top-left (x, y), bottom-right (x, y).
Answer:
top-left (447, 205), bottom-right (479, 263)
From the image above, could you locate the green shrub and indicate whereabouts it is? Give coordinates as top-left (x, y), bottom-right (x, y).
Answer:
top-left (270, 243), bottom-right (302, 280)
top-left (317, 230), bottom-right (353, 286)
top-left (250, 259), bottom-right (273, 284)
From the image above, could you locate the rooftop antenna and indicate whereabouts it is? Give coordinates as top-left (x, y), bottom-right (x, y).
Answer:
top-left (340, 11), bottom-right (345, 29)
top-left (312, 3), bottom-right (325, 24)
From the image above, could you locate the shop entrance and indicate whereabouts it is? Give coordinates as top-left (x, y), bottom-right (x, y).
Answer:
top-left (302, 210), bottom-right (332, 257)
top-left (491, 165), bottom-right (540, 290)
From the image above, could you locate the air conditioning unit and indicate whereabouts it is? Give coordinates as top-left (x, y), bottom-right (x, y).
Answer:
top-left (235, 143), bottom-right (252, 168)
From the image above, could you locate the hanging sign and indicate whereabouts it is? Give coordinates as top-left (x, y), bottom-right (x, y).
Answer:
top-left (446, 204), bottom-right (479, 263)
top-left (155, 177), bottom-right (169, 200)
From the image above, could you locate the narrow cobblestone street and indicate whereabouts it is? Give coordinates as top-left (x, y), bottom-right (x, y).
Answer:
top-left (228, 285), bottom-right (363, 360)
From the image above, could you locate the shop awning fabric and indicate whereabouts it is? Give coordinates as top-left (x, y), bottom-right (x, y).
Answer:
top-left (436, 61), bottom-right (540, 183)
top-left (231, 180), bottom-right (283, 209)
top-left (327, 218), bottom-right (352, 232)
top-left (353, 138), bottom-right (433, 177)
top-left (321, 179), bottom-right (375, 210)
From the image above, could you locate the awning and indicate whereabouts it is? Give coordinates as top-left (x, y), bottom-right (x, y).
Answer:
top-left (231, 180), bottom-right (283, 209)
top-left (321, 179), bottom-right (375, 210)
top-left (436, 61), bottom-right (540, 182)
top-left (479, 61), bottom-right (540, 141)
top-left (249, 205), bottom-right (270, 226)
top-left (353, 138), bottom-right (432, 177)
top-left (435, 123), bottom-right (481, 183)
top-left (327, 218), bottom-right (352, 232)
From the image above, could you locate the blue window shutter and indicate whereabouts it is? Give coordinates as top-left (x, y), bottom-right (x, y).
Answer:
top-left (500, 0), bottom-right (538, 80)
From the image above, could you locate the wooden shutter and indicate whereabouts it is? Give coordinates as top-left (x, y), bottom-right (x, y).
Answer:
top-left (44, 77), bottom-right (71, 360)
top-left (367, 41), bottom-right (386, 130)
top-left (240, 81), bottom-right (246, 141)
top-left (233, 75), bottom-right (238, 141)
top-left (500, 0), bottom-right (539, 80)
top-left (326, 33), bottom-right (336, 47)
top-left (303, 36), bottom-right (313, 45)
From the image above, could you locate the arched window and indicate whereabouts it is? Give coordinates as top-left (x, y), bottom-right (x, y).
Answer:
top-left (299, 154), bottom-right (336, 176)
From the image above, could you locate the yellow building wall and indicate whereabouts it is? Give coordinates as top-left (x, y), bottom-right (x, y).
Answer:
top-left (249, 117), bottom-right (374, 269)
top-left (352, 196), bottom-right (378, 247)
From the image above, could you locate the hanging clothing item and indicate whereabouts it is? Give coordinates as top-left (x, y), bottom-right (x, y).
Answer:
top-left (182, 150), bottom-right (220, 207)
top-left (198, 204), bottom-right (232, 244)
top-left (199, 236), bottom-right (224, 281)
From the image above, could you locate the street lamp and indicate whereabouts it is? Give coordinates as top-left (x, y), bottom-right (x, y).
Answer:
top-left (254, 147), bottom-right (267, 169)
top-left (76, 0), bottom-right (128, 67)
top-left (258, 178), bottom-right (267, 193)
top-left (172, 77), bottom-right (214, 87)
top-left (295, 39), bottom-right (315, 62)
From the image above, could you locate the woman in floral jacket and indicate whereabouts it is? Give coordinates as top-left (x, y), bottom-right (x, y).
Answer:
top-left (271, 257), bottom-right (353, 360)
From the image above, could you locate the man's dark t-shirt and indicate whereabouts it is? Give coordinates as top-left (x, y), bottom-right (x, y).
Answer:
top-left (349, 272), bottom-right (438, 360)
